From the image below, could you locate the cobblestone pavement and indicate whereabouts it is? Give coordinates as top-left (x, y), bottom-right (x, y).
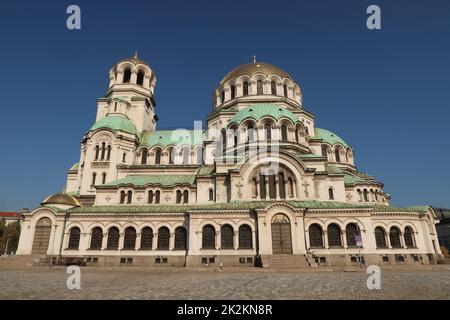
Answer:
top-left (0, 265), bottom-right (449, 300)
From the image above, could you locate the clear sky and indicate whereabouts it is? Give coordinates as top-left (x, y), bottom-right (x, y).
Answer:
top-left (0, 0), bottom-right (449, 211)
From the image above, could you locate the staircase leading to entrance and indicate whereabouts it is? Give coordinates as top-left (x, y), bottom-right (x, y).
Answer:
top-left (261, 254), bottom-right (317, 268)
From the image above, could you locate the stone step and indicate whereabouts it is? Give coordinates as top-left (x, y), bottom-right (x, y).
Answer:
top-left (261, 255), bottom-right (310, 268)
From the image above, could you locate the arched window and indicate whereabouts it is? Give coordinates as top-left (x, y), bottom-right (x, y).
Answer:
top-left (404, 227), bottom-right (415, 248)
top-left (136, 70), bottom-right (145, 86)
top-left (157, 227), bottom-right (170, 250)
top-left (278, 172), bottom-right (286, 199)
top-left (155, 190), bottom-right (160, 204)
top-left (327, 224), bottom-right (342, 247)
top-left (91, 173), bottom-right (96, 186)
top-left (183, 190), bottom-right (189, 204)
top-left (155, 149), bottom-right (161, 164)
top-left (268, 174), bottom-right (276, 199)
top-left (123, 67), bottom-right (131, 83)
top-left (328, 188), bottom-right (334, 200)
top-left (288, 177), bottom-right (294, 197)
top-left (295, 127), bottom-right (300, 143)
top-left (114, 102), bottom-right (117, 112)
top-left (196, 147), bottom-right (203, 164)
top-left (122, 152), bottom-right (126, 163)
top-left (176, 190), bottom-right (182, 203)
top-left (102, 173), bottom-right (106, 184)
top-left (90, 227), bottom-right (103, 249)
top-left (257, 80), bottom-right (263, 95)
top-left (239, 224), bottom-right (253, 248)
top-left (221, 90), bottom-right (225, 103)
top-left (335, 149), bottom-right (341, 162)
top-left (123, 227), bottom-right (136, 250)
top-left (119, 191), bottom-right (126, 204)
top-left (208, 189), bottom-right (214, 201)
top-left (106, 227), bottom-right (120, 250)
top-left (346, 223), bottom-right (359, 247)
top-left (182, 146), bottom-right (190, 164)
top-left (94, 145), bottom-right (99, 160)
top-left (202, 225), bottom-right (216, 249)
top-left (68, 227), bottom-right (80, 249)
top-left (141, 148), bottom-right (148, 164)
top-left (389, 227), bottom-right (402, 248)
top-left (264, 123), bottom-right (271, 140)
top-left (168, 147), bottom-right (175, 164)
top-left (221, 224), bottom-right (234, 249)
top-left (140, 227), bottom-right (153, 250)
top-left (148, 190), bottom-right (154, 204)
top-left (283, 84), bottom-right (288, 97)
top-left (106, 145), bottom-right (111, 160)
top-left (305, 127), bottom-right (309, 136)
top-left (243, 81), bottom-right (249, 96)
top-left (321, 146), bottom-right (328, 160)
top-left (309, 224), bottom-right (324, 248)
top-left (174, 227), bottom-right (187, 250)
top-left (271, 81), bottom-right (276, 95)
top-left (259, 174), bottom-right (266, 199)
top-left (363, 189), bottom-right (369, 202)
top-left (127, 190), bottom-right (132, 204)
top-left (252, 177), bottom-right (258, 197)
top-left (100, 142), bottom-right (106, 160)
top-left (230, 85), bottom-right (236, 99)
top-left (281, 125), bottom-right (288, 141)
top-left (357, 189), bottom-right (363, 202)
top-left (247, 123), bottom-right (255, 142)
top-left (221, 129), bottom-right (227, 154)
top-left (375, 227), bottom-right (387, 248)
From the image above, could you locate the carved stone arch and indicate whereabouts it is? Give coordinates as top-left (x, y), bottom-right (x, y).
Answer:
top-left (92, 132), bottom-right (114, 144)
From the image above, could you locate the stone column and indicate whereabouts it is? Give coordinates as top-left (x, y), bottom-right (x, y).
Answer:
top-left (233, 231), bottom-right (239, 250)
top-left (323, 230), bottom-right (329, 249)
top-left (152, 233), bottom-right (158, 251)
top-left (135, 232), bottom-right (141, 250)
top-left (169, 232), bottom-right (175, 251)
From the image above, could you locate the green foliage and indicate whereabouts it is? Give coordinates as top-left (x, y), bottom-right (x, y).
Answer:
top-left (0, 221), bottom-right (21, 255)
top-left (0, 217), bottom-right (6, 238)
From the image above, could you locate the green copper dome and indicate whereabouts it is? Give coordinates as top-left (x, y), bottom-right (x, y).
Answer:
top-left (314, 128), bottom-right (349, 147)
top-left (229, 104), bottom-right (299, 126)
top-left (89, 115), bottom-right (138, 136)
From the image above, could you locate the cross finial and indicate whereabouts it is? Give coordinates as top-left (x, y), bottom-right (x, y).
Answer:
top-left (134, 51), bottom-right (138, 58)
top-left (253, 53), bottom-right (256, 63)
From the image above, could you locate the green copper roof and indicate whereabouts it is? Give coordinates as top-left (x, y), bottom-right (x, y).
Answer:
top-left (68, 200), bottom-right (371, 214)
top-left (196, 165), bottom-right (215, 176)
top-left (69, 162), bottom-right (79, 171)
top-left (100, 174), bottom-right (196, 188)
top-left (229, 104), bottom-right (299, 125)
top-left (89, 115), bottom-right (138, 136)
top-left (140, 130), bottom-right (204, 148)
top-left (314, 128), bottom-right (349, 147)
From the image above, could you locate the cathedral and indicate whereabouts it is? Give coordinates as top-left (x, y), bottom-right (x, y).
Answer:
top-left (16, 54), bottom-right (443, 267)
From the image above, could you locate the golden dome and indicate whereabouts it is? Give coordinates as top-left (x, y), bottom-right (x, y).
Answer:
top-left (220, 62), bottom-right (293, 85)
top-left (41, 193), bottom-right (80, 207)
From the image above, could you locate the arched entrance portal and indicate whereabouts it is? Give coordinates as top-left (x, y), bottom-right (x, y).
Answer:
top-left (271, 214), bottom-right (292, 254)
top-left (32, 217), bottom-right (52, 255)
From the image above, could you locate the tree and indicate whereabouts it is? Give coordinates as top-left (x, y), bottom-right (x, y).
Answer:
top-left (0, 221), bottom-right (21, 255)
top-left (0, 217), bottom-right (5, 238)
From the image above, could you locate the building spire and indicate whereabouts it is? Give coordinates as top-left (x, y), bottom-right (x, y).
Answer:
top-left (253, 53), bottom-right (256, 63)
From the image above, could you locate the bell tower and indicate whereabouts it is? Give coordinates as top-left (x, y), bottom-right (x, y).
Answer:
top-left (95, 53), bottom-right (158, 134)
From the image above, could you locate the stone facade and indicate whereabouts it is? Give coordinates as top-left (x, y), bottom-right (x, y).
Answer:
top-left (16, 55), bottom-right (443, 267)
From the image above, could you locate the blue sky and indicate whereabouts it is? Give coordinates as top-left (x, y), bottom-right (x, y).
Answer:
top-left (0, 0), bottom-right (449, 210)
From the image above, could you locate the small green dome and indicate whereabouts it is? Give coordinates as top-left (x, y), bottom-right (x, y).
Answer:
top-left (229, 104), bottom-right (299, 126)
top-left (70, 162), bottom-right (79, 170)
top-left (89, 115), bottom-right (138, 136)
top-left (314, 128), bottom-right (349, 147)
